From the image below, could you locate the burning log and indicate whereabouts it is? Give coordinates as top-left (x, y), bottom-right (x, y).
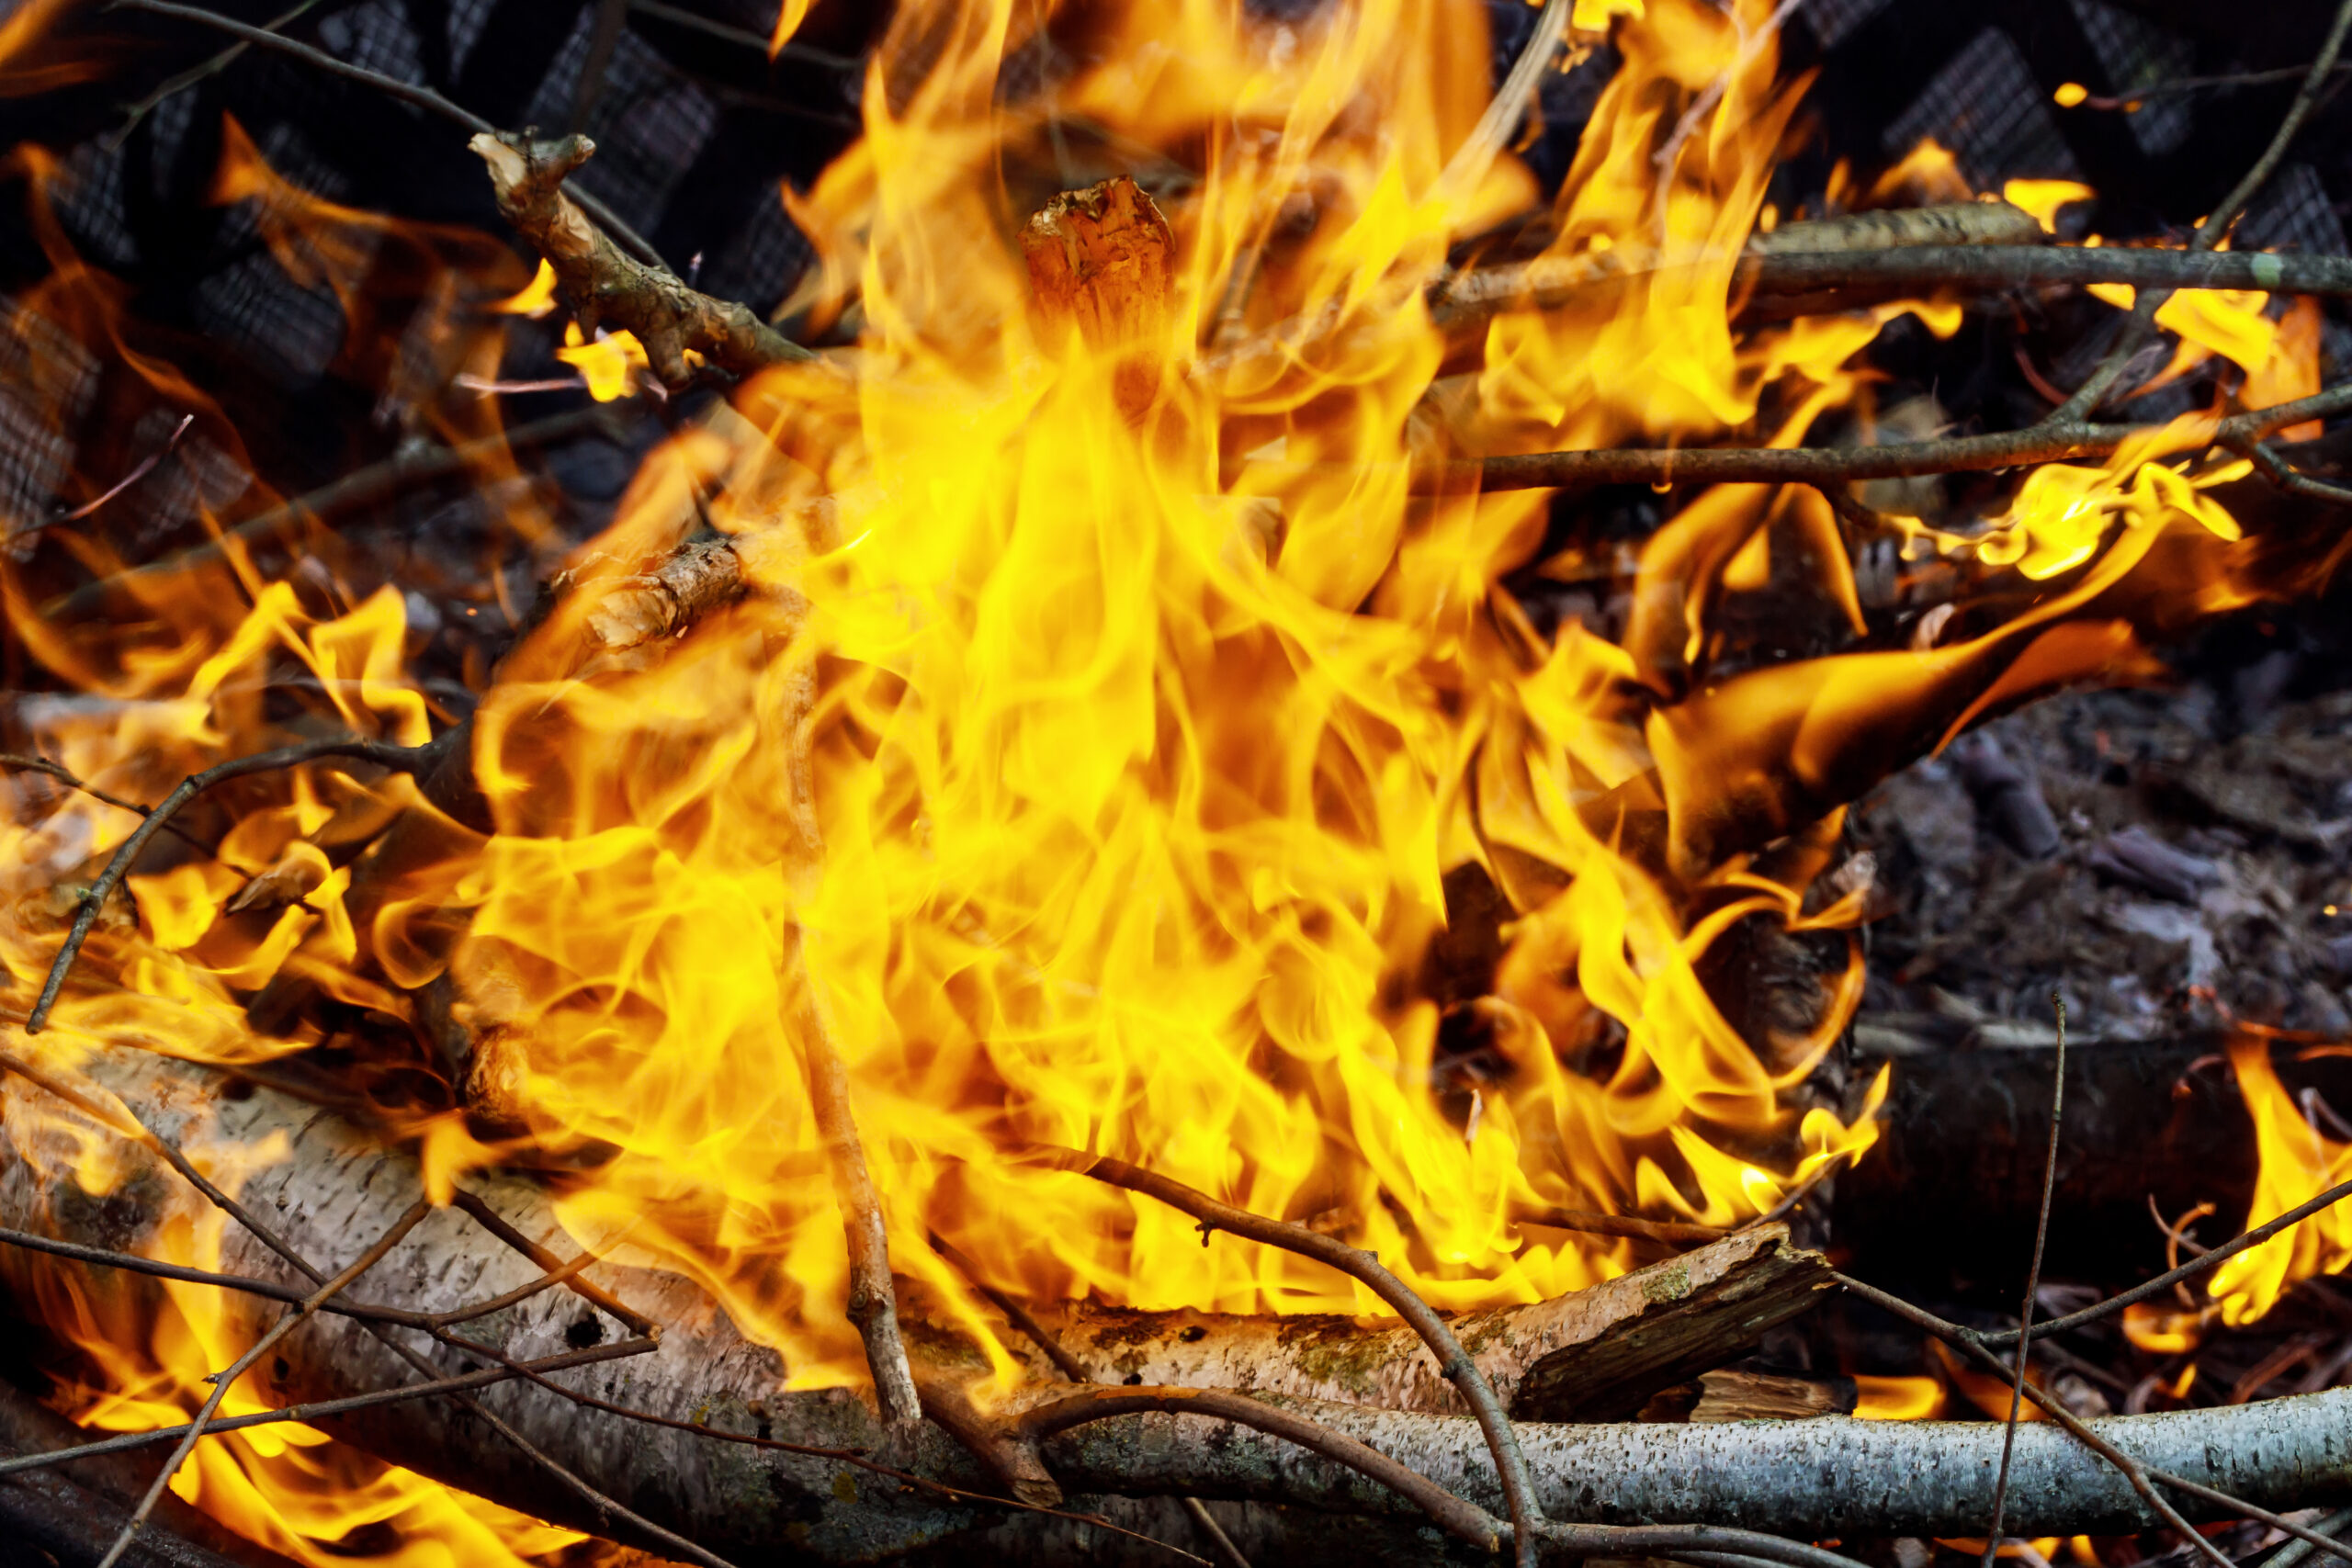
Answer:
top-left (6, 1043), bottom-right (2352, 1561)
top-left (0, 1374), bottom-right (294, 1568)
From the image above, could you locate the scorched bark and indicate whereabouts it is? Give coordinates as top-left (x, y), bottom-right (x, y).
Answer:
top-left (5, 1044), bottom-right (2351, 1563)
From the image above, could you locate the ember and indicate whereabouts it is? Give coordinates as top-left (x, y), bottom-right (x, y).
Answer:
top-left (1, 0), bottom-right (2351, 1564)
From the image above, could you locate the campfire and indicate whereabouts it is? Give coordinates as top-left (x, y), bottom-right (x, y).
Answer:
top-left (4, 0), bottom-right (2352, 1562)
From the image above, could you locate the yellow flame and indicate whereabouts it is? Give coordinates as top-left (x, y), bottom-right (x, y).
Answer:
top-left (490, 258), bottom-right (560, 318)
top-left (2002, 178), bottom-right (2093, 233)
top-left (557, 322), bottom-right (650, 401)
top-left (2209, 1034), bottom-right (2352, 1323)
top-left (1851, 1372), bottom-right (1943, 1420)
top-left (0, 6), bottom-right (2324, 1557)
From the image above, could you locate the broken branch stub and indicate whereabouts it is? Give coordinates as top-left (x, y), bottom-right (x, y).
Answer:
top-left (1020, 175), bottom-right (1174, 418)
top-left (1006, 1222), bottom-right (1833, 1422)
top-left (469, 130), bottom-right (815, 383)
top-left (9, 1046), bottom-right (2352, 1558)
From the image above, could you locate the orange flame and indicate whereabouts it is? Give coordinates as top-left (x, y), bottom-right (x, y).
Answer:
top-left (0, 0), bottom-right (2338, 1556)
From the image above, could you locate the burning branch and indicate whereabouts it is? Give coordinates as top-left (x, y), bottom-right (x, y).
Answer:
top-left (469, 130), bottom-right (818, 384)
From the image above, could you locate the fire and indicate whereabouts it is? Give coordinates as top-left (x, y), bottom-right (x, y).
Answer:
top-left (0, 0), bottom-right (2338, 1556)
top-left (2210, 1034), bottom-right (2352, 1323)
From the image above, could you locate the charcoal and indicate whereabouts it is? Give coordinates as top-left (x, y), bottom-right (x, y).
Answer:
top-left (2084, 825), bottom-right (2219, 905)
top-left (1948, 730), bottom-right (2061, 859)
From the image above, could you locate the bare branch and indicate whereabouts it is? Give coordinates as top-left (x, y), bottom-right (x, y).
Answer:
top-left (1041, 1146), bottom-right (1548, 1568)
top-left (1016, 1385), bottom-right (1501, 1551)
top-left (1447, 381), bottom-right (2352, 493)
top-left (92, 1199), bottom-right (432, 1568)
top-left (469, 130), bottom-right (818, 383)
top-left (0, 1339), bottom-right (653, 1478)
top-left (25, 734), bottom-right (451, 1032)
top-left (805, 1008), bottom-right (922, 1425)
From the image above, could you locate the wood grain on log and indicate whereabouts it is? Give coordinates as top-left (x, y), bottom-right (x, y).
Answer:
top-left (1019, 175), bottom-right (1173, 419)
top-left (1004, 1221), bottom-right (1830, 1423)
top-left (7, 1044), bottom-right (2349, 1562)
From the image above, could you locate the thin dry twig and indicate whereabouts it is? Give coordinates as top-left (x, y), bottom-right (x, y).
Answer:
top-left (0, 1339), bottom-right (653, 1478)
top-left (1438, 0), bottom-right (1567, 204)
top-left (624, 0), bottom-right (859, 67)
top-left (47, 404), bottom-right (617, 625)
top-left (932, 1230), bottom-right (1255, 1567)
top-left (104, 0), bottom-right (322, 149)
top-left (1837, 1272), bottom-right (2347, 1568)
top-left (1446, 380), bottom-right (2352, 493)
top-left (2045, 0), bottom-right (2352, 423)
top-left (1036, 1146), bottom-right (1547, 1568)
top-left (2064, 62), bottom-right (2352, 109)
top-left (1180, 1498), bottom-right (1252, 1568)
top-left (0, 1223), bottom-right (441, 1325)
top-left (804, 1011), bottom-right (922, 1424)
top-left (28, 414), bottom-right (193, 533)
top-left (93, 1198), bottom-right (432, 1568)
top-left (929, 1230), bottom-right (1091, 1383)
top-left (1981, 993), bottom-right (2068, 1568)
top-left (25, 734), bottom-right (450, 1032)
top-left (447, 1189), bottom-right (660, 1338)
top-left (1016, 1385), bottom-right (1501, 1550)
top-left (1650, 0), bottom-right (1806, 245)
top-left (0, 1053), bottom-right (732, 1568)
top-left (0, 753), bottom-right (215, 855)
top-left (1975, 1174), bottom-right (2352, 1349)
top-left (101, 0), bottom-right (662, 265)
top-left (471, 1342), bottom-right (1210, 1562)
top-left (1511, 1206), bottom-right (1731, 1245)
top-left (426, 1245), bottom-right (607, 1328)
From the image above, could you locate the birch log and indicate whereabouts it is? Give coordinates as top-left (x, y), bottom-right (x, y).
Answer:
top-left (3, 1043), bottom-right (2350, 1565)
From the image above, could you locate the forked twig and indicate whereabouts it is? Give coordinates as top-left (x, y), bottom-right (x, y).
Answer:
top-left (105, 0), bottom-right (322, 149)
top-left (92, 1198), bottom-right (432, 1568)
top-left (447, 1190), bottom-right (660, 1337)
top-left (1980, 993), bottom-right (2067, 1568)
top-left (1838, 1273), bottom-right (2347, 1568)
top-left (0, 754), bottom-right (214, 854)
top-left (1975, 1174), bottom-right (2352, 1348)
top-left (1036, 1146), bottom-right (1546, 1568)
top-left (25, 735), bottom-right (450, 1032)
top-left (2042, 0), bottom-right (2352, 424)
top-left (0, 1053), bottom-right (735, 1568)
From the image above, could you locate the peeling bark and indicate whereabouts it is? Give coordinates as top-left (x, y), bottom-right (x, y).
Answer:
top-left (5, 1045), bottom-right (2350, 1563)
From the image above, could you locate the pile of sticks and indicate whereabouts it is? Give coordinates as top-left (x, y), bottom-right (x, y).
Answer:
top-left (14, 1), bottom-right (2352, 1565)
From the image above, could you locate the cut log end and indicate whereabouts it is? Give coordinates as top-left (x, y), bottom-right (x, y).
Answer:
top-left (1020, 175), bottom-right (1174, 418)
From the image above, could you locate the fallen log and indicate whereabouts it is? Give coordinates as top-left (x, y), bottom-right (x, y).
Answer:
top-left (0, 1372), bottom-right (294, 1568)
top-left (1833, 1033), bottom-right (2352, 1289)
top-left (4, 1043), bottom-right (2352, 1563)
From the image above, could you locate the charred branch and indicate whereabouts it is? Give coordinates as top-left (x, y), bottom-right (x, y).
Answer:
top-left (5, 1048), bottom-right (2350, 1559)
top-left (469, 130), bottom-right (818, 384)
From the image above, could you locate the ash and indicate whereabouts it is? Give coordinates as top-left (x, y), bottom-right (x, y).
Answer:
top-left (1852, 631), bottom-right (2352, 1050)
